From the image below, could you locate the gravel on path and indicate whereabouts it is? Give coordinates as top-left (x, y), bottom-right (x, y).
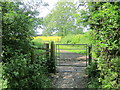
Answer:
top-left (51, 50), bottom-right (88, 88)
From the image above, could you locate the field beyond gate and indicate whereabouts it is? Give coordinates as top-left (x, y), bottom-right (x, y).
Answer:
top-left (55, 44), bottom-right (90, 72)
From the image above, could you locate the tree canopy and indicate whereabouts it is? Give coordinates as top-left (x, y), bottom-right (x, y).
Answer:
top-left (43, 1), bottom-right (83, 36)
top-left (1, 2), bottom-right (50, 89)
top-left (75, 2), bottom-right (120, 88)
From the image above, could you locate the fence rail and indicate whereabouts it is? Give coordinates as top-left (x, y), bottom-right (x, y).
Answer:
top-left (31, 41), bottom-right (55, 73)
top-left (56, 44), bottom-right (87, 45)
top-left (33, 47), bottom-right (50, 50)
top-left (31, 42), bottom-right (92, 73)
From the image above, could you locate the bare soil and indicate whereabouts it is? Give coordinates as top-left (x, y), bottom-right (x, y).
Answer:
top-left (51, 50), bottom-right (88, 88)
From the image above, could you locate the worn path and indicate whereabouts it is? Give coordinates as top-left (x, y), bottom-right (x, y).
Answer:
top-left (51, 50), bottom-right (88, 88)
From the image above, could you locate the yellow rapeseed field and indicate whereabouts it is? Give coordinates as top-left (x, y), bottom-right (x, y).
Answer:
top-left (33, 36), bottom-right (61, 42)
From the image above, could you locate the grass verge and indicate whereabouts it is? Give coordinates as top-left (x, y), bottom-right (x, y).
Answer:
top-left (58, 45), bottom-right (87, 55)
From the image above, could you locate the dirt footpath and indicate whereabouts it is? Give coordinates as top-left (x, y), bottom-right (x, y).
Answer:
top-left (51, 50), bottom-right (88, 88)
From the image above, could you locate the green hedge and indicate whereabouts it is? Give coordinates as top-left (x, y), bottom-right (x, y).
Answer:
top-left (2, 2), bottom-right (52, 89)
top-left (81, 2), bottom-right (120, 88)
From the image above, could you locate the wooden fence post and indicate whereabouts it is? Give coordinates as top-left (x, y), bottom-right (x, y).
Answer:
top-left (45, 43), bottom-right (49, 61)
top-left (45, 43), bottom-right (49, 72)
top-left (50, 41), bottom-right (55, 73)
top-left (88, 44), bottom-right (92, 65)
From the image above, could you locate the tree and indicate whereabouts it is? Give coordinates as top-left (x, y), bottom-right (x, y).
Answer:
top-left (1, 2), bottom-right (51, 89)
top-left (76, 2), bottom-right (120, 88)
top-left (43, 1), bottom-right (83, 36)
top-left (2, 2), bottom-right (38, 59)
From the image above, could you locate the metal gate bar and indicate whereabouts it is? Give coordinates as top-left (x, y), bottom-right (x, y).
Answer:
top-left (56, 44), bottom-right (87, 45)
top-left (55, 44), bottom-right (88, 67)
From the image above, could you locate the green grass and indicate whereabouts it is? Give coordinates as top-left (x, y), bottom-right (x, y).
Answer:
top-left (58, 45), bottom-right (87, 49)
top-left (32, 38), bottom-right (47, 56)
top-left (58, 45), bottom-right (87, 53)
top-left (58, 32), bottom-right (92, 55)
top-left (60, 33), bottom-right (92, 45)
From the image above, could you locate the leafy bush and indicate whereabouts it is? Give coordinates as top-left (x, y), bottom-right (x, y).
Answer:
top-left (86, 62), bottom-right (100, 78)
top-left (3, 53), bottom-right (52, 89)
top-left (78, 2), bottom-right (120, 88)
top-left (86, 61), bottom-right (101, 88)
top-left (87, 77), bottom-right (101, 88)
top-left (0, 63), bottom-right (7, 89)
top-left (97, 57), bottom-right (120, 88)
top-left (89, 2), bottom-right (120, 88)
top-left (2, 2), bottom-right (52, 89)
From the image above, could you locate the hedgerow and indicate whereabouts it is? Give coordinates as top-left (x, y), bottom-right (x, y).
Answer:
top-left (78, 2), bottom-right (120, 88)
top-left (2, 2), bottom-right (52, 89)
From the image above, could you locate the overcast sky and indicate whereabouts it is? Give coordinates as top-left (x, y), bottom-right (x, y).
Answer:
top-left (38, 0), bottom-right (59, 17)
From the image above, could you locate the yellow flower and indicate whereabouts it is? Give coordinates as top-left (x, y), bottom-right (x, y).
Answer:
top-left (33, 36), bottom-right (61, 42)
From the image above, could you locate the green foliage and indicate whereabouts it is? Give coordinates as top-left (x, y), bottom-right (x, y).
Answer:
top-left (86, 62), bottom-right (101, 88)
top-left (3, 54), bottom-right (52, 89)
top-left (32, 38), bottom-right (43, 48)
top-left (77, 2), bottom-right (120, 88)
top-left (59, 32), bottom-right (92, 54)
top-left (43, 0), bottom-right (83, 36)
top-left (0, 63), bottom-right (2, 89)
top-left (2, 2), bottom-right (52, 89)
top-left (2, 2), bottom-right (36, 59)
top-left (0, 63), bottom-right (7, 89)
top-left (97, 57), bottom-right (120, 88)
top-left (60, 31), bottom-right (92, 44)
top-left (86, 62), bottom-right (100, 78)
top-left (87, 78), bottom-right (101, 88)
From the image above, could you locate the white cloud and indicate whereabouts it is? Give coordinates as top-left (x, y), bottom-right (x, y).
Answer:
top-left (38, 0), bottom-right (59, 17)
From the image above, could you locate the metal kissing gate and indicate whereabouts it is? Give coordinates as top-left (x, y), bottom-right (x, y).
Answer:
top-left (55, 44), bottom-right (92, 72)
